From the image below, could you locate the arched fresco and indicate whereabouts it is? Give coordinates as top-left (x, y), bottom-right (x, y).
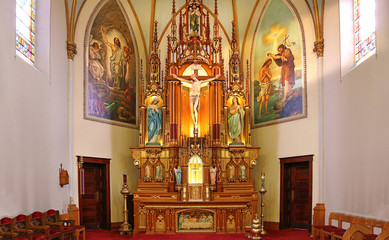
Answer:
top-left (251, 0), bottom-right (307, 128)
top-left (84, 0), bottom-right (137, 127)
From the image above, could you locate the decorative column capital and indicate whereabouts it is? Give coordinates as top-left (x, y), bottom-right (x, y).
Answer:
top-left (313, 39), bottom-right (324, 58)
top-left (67, 41), bottom-right (78, 60)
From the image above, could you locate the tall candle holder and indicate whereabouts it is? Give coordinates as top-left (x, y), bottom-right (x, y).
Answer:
top-left (119, 173), bottom-right (132, 236)
top-left (259, 172), bottom-right (267, 235)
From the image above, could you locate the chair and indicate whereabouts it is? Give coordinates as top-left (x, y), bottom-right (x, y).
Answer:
top-left (14, 214), bottom-right (48, 240)
top-left (28, 212), bottom-right (61, 240)
top-left (0, 217), bottom-right (17, 240)
top-left (58, 214), bottom-right (84, 240)
top-left (44, 210), bottom-right (75, 240)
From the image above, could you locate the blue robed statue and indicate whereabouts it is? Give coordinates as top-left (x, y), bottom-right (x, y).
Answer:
top-left (147, 98), bottom-right (162, 145)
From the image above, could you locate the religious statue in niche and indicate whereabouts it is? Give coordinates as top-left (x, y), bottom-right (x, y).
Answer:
top-left (210, 165), bottom-right (216, 185)
top-left (146, 97), bottom-right (162, 145)
top-left (174, 166), bottom-right (182, 185)
top-left (144, 165), bottom-right (152, 181)
top-left (189, 4), bottom-right (201, 36)
top-left (172, 74), bottom-right (220, 131)
top-left (239, 164), bottom-right (247, 181)
top-left (227, 164), bottom-right (236, 181)
top-left (155, 164), bottom-right (163, 181)
top-left (228, 96), bottom-right (245, 144)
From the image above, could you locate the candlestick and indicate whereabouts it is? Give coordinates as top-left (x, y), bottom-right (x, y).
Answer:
top-left (261, 172), bottom-right (265, 190)
top-left (123, 172), bottom-right (127, 184)
top-left (119, 180), bottom-right (132, 236)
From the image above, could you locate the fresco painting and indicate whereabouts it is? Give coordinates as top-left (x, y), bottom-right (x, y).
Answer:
top-left (85, 0), bottom-right (137, 127)
top-left (252, 0), bottom-right (306, 127)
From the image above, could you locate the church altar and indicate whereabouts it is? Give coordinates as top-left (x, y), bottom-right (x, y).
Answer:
top-left (130, 0), bottom-right (260, 234)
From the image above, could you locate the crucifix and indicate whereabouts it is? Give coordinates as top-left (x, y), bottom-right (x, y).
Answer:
top-left (172, 63), bottom-right (220, 135)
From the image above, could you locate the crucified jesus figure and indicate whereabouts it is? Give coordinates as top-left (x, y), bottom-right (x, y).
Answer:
top-left (172, 73), bottom-right (220, 130)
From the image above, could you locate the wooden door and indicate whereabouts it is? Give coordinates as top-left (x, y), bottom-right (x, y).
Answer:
top-left (78, 157), bottom-right (111, 230)
top-left (280, 155), bottom-right (312, 230)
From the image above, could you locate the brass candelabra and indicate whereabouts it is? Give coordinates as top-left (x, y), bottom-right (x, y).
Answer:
top-left (119, 173), bottom-right (132, 236)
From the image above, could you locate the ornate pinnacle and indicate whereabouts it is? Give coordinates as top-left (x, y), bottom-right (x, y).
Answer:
top-left (214, 0), bottom-right (218, 15)
top-left (172, 0), bottom-right (176, 14)
top-left (153, 21), bottom-right (158, 50)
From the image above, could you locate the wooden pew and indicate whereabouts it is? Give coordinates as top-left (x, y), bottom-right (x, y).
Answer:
top-left (377, 228), bottom-right (389, 240)
top-left (342, 223), bottom-right (371, 240)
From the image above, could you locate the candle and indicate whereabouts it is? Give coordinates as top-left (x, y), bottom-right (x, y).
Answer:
top-left (123, 172), bottom-right (127, 184)
top-left (261, 172), bottom-right (265, 189)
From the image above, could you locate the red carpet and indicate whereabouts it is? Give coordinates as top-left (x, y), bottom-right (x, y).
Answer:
top-left (86, 228), bottom-right (313, 239)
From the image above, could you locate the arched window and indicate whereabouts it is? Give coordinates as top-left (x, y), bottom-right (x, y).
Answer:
top-left (354, 0), bottom-right (376, 65)
top-left (16, 0), bottom-right (35, 64)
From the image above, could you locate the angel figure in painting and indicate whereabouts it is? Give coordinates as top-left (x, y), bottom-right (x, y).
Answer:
top-left (228, 96), bottom-right (245, 144)
top-left (88, 42), bottom-right (105, 84)
top-left (146, 98), bottom-right (162, 145)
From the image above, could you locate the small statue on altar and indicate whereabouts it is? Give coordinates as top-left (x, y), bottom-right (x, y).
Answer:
top-left (144, 165), bottom-right (152, 181)
top-left (155, 165), bottom-right (163, 181)
top-left (174, 166), bottom-right (182, 185)
top-left (210, 165), bottom-right (216, 185)
top-left (228, 96), bottom-right (245, 144)
top-left (227, 164), bottom-right (236, 181)
top-left (239, 164), bottom-right (247, 181)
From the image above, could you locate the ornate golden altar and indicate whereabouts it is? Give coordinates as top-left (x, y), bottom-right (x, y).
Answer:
top-left (130, 0), bottom-right (260, 234)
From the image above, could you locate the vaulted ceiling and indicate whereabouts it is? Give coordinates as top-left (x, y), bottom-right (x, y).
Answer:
top-left (65, 0), bottom-right (324, 58)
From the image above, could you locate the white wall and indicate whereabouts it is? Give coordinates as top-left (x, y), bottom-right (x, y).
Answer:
top-left (72, 0), bottom-right (144, 223)
top-left (323, 0), bottom-right (389, 220)
top-left (0, 1), bottom-right (70, 216)
top-left (244, 0), bottom-right (320, 223)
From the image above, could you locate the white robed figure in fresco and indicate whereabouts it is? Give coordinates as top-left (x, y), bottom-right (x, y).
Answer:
top-left (101, 27), bottom-right (126, 90)
top-left (228, 96), bottom-right (245, 143)
top-left (147, 98), bottom-right (162, 144)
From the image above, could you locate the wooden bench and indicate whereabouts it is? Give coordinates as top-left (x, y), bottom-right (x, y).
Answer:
top-left (313, 204), bottom-right (389, 240)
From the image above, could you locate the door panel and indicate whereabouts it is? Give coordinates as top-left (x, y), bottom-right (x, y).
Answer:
top-left (280, 155), bottom-right (312, 230)
top-left (80, 162), bottom-right (108, 229)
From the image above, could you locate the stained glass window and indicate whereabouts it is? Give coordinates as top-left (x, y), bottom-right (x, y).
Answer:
top-left (16, 0), bottom-right (36, 63)
top-left (354, 0), bottom-right (376, 65)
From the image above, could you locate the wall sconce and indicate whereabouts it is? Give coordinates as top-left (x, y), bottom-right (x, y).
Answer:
top-left (59, 164), bottom-right (69, 187)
